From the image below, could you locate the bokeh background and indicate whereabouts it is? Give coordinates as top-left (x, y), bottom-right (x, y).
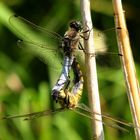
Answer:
top-left (0, 0), bottom-right (140, 140)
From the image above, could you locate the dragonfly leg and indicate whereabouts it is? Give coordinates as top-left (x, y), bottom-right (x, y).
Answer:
top-left (78, 42), bottom-right (84, 50)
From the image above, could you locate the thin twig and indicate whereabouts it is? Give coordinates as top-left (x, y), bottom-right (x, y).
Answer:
top-left (80, 0), bottom-right (104, 140)
top-left (112, 0), bottom-right (140, 139)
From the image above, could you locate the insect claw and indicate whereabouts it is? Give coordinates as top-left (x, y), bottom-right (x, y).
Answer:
top-left (118, 53), bottom-right (123, 56)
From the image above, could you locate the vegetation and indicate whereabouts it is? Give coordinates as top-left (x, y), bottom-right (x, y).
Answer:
top-left (0, 0), bottom-right (140, 139)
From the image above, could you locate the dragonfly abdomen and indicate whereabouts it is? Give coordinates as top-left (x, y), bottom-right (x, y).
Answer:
top-left (57, 57), bottom-right (84, 108)
top-left (52, 56), bottom-right (74, 101)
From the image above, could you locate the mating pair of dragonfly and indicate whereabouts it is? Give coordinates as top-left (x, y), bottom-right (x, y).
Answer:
top-left (3, 15), bottom-right (135, 132)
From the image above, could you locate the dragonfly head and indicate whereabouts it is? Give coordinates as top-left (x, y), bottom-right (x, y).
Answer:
top-left (69, 21), bottom-right (82, 32)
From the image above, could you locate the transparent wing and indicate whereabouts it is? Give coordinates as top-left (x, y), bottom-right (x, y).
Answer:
top-left (17, 39), bottom-right (63, 73)
top-left (83, 28), bottom-right (123, 98)
top-left (74, 103), bottom-right (135, 133)
top-left (2, 108), bottom-right (65, 120)
top-left (9, 15), bottom-right (121, 71)
top-left (9, 15), bottom-right (63, 46)
top-left (9, 15), bottom-right (64, 72)
top-left (76, 27), bottom-right (122, 72)
top-left (93, 28), bottom-right (122, 69)
top-left (3, 104), bottom-right (134, 133)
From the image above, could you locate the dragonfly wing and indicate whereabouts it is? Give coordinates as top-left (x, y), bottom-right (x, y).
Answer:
top-left (77, 104), bottom-right (134, 127)
top-left (18, 39), bottom-right (64, 73)
top-left (2, 108), bottom-right (65, 120)
top-left (73, 107), bottom-right (130, 133)
top-left (76, 28), bottom-right (122, 71)
top-left (95, 51), bottom-right (122, 69)
top-left (9, 15), bottom-right (63, 44)
top-left (74, 104), bottom-right (134, 132)
top-left (9, 15), bottom-right (64, 71)
top-left (81, 27), bottom-right (121, 68)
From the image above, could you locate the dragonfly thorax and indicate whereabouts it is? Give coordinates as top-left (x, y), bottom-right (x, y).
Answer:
top-left (61, 38), bottom-right (72, 56)
top-left (62, 31), bottom-right (81, 56)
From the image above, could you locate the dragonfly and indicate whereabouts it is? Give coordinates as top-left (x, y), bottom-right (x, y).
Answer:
top-left (9, 15), bottom-right (86, 68)
top-left (6, 15), bottom-right (135, 132)
top-left (2, 104), bottom-right (135, 133)
top-left (9, 15), bottom-right (121, 72)
top-left (2, 57), bottom-right (135, 133)
top-left (9, 15), bottom-right (87, 100)
top-left (9, 15), bottom-right (122, 98)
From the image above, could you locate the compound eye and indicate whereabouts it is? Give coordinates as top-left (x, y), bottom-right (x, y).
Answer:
top-left (70, 21), bottom-right (82, 31)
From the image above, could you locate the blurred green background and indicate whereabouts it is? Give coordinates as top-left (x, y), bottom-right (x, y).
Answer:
top-left (0, 0), bottom-right (140, 140)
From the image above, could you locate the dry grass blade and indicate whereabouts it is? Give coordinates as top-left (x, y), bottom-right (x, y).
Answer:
top-left (80, 0), bottom-right (104, 139)
top-left (112, 0), bottom-right (140, 139)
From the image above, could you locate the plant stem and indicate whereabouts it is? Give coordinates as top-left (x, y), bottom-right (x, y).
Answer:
top-left (112, 0), bottom-right (140, 139)
top-left (80, 0), bottom-right (104, 140)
